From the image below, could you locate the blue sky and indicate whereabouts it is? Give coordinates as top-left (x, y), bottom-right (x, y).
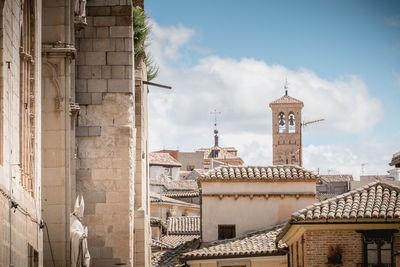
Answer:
top-left (146, 0), bottom-right (400, 177)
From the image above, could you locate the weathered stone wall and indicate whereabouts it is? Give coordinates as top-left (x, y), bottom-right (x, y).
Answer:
top-left (75, 1), bottom-right (138, 266)
top-left (0, 0), bottom-right (43, 266)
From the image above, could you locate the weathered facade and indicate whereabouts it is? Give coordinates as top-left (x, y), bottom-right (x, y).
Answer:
top-left (1, 0), bottom-right (151, 266)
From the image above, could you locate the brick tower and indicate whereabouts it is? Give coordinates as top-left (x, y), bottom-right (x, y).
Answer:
top-left (269, 87), bottom-right (304, 166)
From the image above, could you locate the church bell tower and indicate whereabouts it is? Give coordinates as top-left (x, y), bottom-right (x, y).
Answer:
top-left (269, 85), bottom-right (304, 166)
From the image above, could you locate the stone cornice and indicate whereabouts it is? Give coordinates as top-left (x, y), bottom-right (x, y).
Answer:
top-left (202, 192), bottom-right (316, 200)
top-left (42, 42), bottom-right (76, 58)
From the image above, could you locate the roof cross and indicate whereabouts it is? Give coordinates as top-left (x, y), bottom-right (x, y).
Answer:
top-left (284, 79), bottom-right (289, 96)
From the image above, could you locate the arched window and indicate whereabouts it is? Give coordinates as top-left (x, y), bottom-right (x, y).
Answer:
top-left (288, 112), bottom-right (295, 133)
top-left (278, 112), bottom-right (286, 133)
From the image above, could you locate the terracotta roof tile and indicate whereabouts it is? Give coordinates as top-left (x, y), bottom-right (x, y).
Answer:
top-left (150, 192), bottom-right (200, 209)
top-left (150, 153), bottom-right (182, 167)
top-left (151, 238), bottom-right (200, 267)
top-left (198, 165), bottom-right (319, 185)
top-left (167, 216), bottom-right (200, 235)
top-left (152, 239), bottom-right (173, 249)
top-left (269, 95), bottom-right (304, 105)
top-left (163, 191), bottom-right (200, 198)
top-left (292, 182), bottom-right (400, 222)
top-left (320, 175), bottom-right (353, 183)
top-left (160, 235), bottom-right (200, 249)
top-left (182, 224), bottom-right (286, 260)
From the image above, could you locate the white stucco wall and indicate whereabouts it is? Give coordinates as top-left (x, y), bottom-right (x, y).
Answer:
top-left (150, 165), bottom-right (180, 180)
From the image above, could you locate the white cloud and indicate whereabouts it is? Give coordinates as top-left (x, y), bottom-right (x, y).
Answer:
top-left (147, 21), bottom-right (391, 177)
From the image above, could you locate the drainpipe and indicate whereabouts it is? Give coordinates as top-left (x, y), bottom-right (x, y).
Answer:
top-left (199, 188), bottom-right (202, 241)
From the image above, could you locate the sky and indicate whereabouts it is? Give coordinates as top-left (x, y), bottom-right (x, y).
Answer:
top-left (145, 0), bottom-right (400, 179)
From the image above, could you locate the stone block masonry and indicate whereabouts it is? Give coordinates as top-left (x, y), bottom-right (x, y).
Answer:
top-left (75, 5), bottom-right (135, 106)
top-left (75, 2), bottom-right (137, 266)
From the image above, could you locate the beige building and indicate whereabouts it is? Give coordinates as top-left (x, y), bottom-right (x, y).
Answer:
top-left (198, 165), bottom-right (319, 243)
top-left (1, 0), bottom-right (152, 266)
top-left (269, 90), bottom-right (304, 166)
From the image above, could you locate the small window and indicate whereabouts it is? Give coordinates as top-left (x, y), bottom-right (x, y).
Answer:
top-left (218, 225), bottom-right (236, 240)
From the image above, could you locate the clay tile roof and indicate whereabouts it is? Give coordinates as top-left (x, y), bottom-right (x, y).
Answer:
top-left (269, 95), bottom-right (304, 105)
top-left (163, 180), bottom-right (198, 191)
top-left (150, 192), bottom-right (200, 209)
top-left (198, 165), bottom-right (320, 186)
top-left (152, 239), bottom-right (173, 249)
top-left (320, 174), bottom-right (353, 183)
top-left (152, 238), bottom-right (200, 267)
top-left (182, 224), bottom-right (286, 260)
top-left (167, 216), bottom-right (200, 235)
top-left (291, 182), bottom-right (400, 222)
top-left (150, 153), bottom-right (182, 167)
top-left (316, 193), bottom-right (340, 201)
top-left (163, 191), bottom-right (200, 198)
top-left (160, 235), bottom-right (200, 249)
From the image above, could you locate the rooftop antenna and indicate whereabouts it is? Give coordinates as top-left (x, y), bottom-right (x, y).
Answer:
top-left (284, 78), bottom-right (288, 96)
top-left (210, 109), bottom-right (221, 147)
top-left (361, 163), bottom-right (368, 176)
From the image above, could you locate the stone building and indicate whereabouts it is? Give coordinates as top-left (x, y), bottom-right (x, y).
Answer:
top-left (1, 0), bottom-right (151, 266)
top-left (278, 182), bottom-right (400, 267)
top-left (0, 0), bottom-right (43, 266)
top-left (198, 165), bottom-right (319, 243)
top-left (269, 89), bottom-right (303, 166)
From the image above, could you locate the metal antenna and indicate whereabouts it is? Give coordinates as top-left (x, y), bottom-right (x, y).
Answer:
top-left (284, 78), bottom-right (288, 96)
top-left (361, 163), bottom-right (367, 176)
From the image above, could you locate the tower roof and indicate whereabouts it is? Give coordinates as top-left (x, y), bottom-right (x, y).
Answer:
top-left (269, 94), bottom-right (304, 106)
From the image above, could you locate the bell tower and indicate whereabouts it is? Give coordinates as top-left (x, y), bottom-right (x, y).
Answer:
top-left (269, 84), bottom-right (304, 166)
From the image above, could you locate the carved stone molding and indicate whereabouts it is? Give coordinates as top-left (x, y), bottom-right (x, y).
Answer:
top-left (42, 42), bottom-right (76, 59)
top-left (42, 58), bottom-right (64, 112)
top-left (69, 102), bottom-right (80, 116)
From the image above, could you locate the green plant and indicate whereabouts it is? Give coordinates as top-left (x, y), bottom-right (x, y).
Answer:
top-left (144, 54), bottom-right (159, 81)
top-left (133, 6), bottom-right (159, 81)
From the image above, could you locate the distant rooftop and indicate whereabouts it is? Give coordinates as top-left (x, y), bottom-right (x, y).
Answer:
top-left (198, 165), bottom-right (320, 186)
top-left (150, 152), bottom-right (182, 167)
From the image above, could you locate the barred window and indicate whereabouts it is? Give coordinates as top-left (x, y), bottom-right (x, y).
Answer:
top-left (358, 230), bottom-right (396, 267)
top-left (20, 0), bottom-right (36, 197)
